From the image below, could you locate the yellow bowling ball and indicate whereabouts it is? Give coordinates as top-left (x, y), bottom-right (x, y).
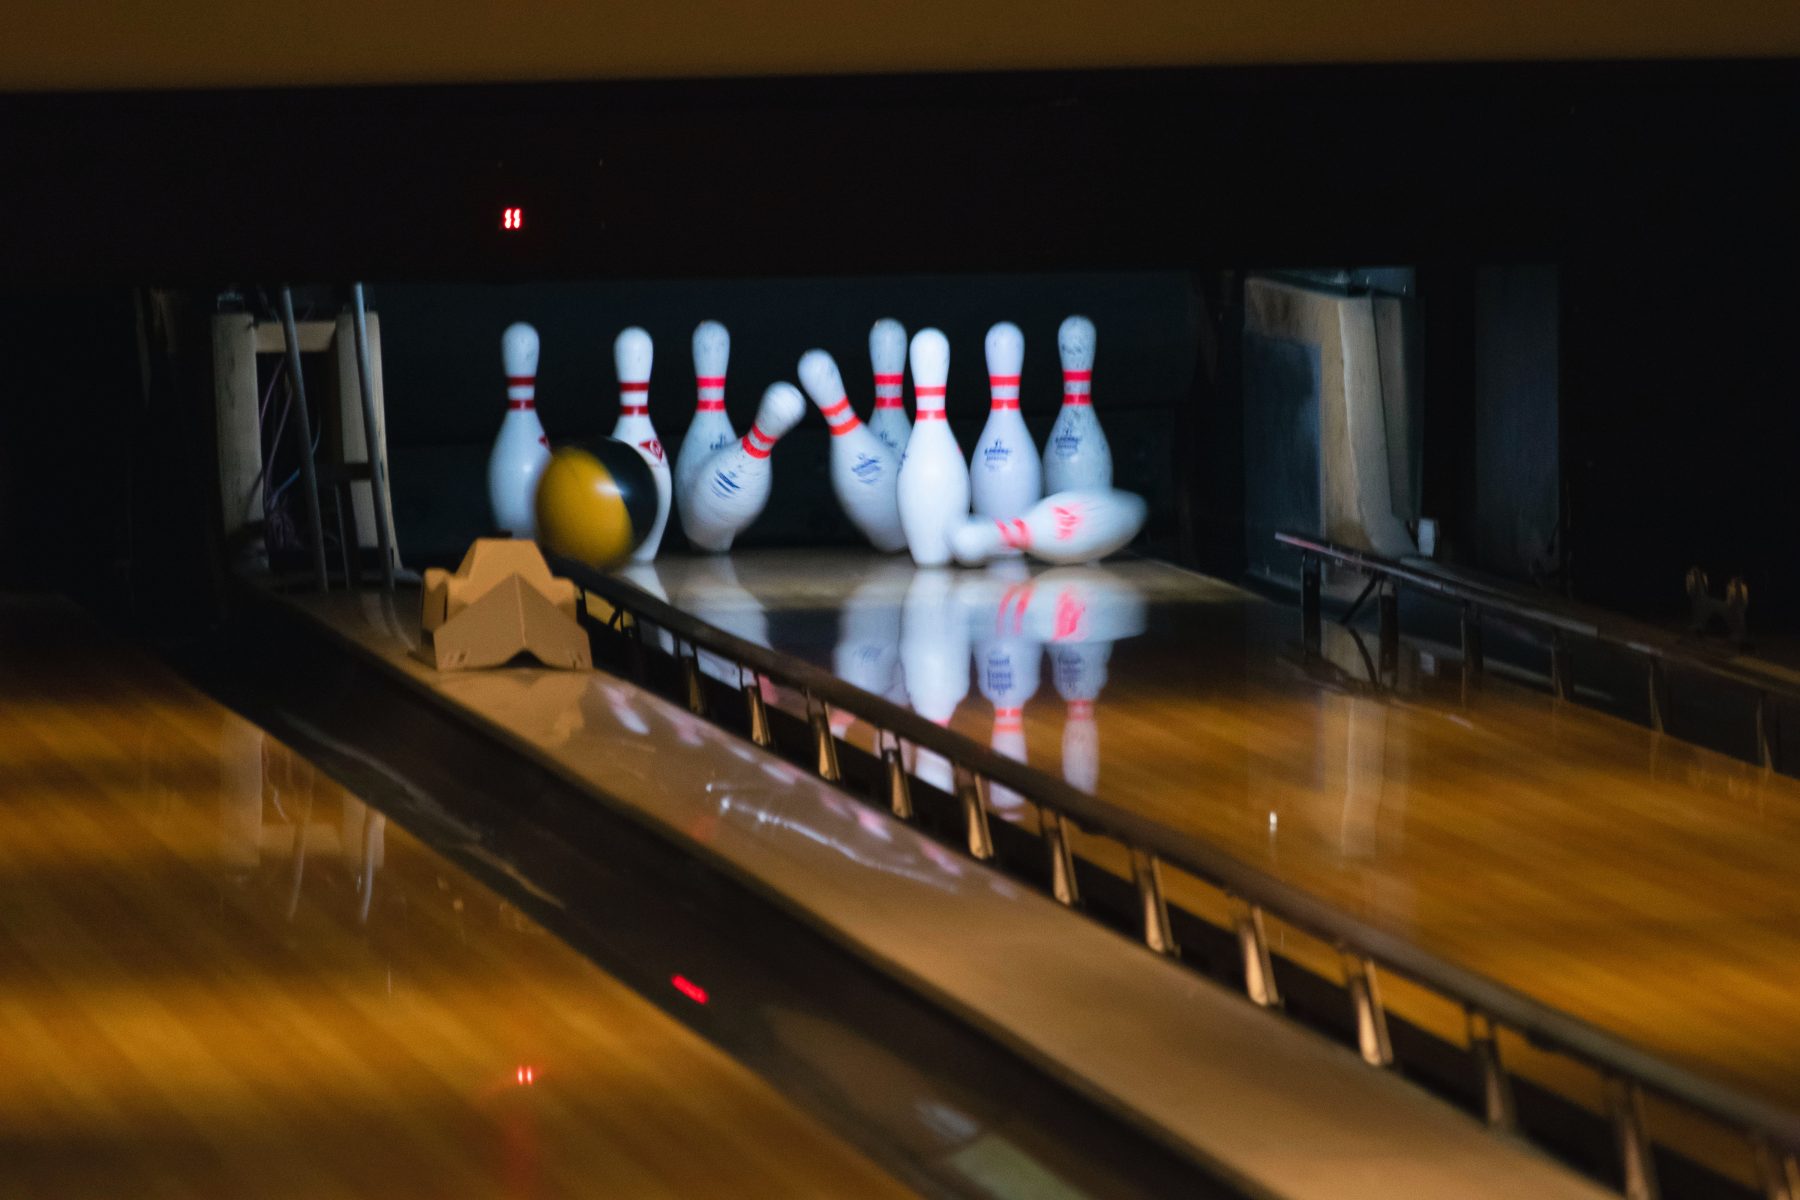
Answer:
top-left (534, 438), bottom-right (659, 570)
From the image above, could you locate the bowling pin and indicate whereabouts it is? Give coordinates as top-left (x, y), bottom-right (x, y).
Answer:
top-left (487, 322), bottom-right (552, 538)
top-left (895, 328), bottom-right (971, 568)
top-left (675, 320), bottom-right (737, 545)
top-left (797, 349), bottom-right (907, 553)
top-left (969, 321), bottom-right (1042, 528)
top-left (951, 488), bottom-right (1146, 566)
top-left (683, 382), bottom-right (807, 553)
top-left (869, 318), bottom-right (911, 457)
top-left (611, 327), bottom-right (672, 562)
top-left (1042, 315), bottom-right (1112, 493)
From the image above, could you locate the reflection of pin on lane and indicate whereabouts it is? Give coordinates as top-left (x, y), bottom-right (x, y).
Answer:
top-left (834, 563), bottom-right (909, 737)
top-left (799, 349), bottom-right (907, 553)
top-left (671, 555), bottom-right (773, 688)
top-left (960, 561), bottom-right (1040, 814)
top-left (611, 327), bottom-right (671, 562)
top-left (487, 322), bottom-right (552, 538)
top-left (675, 320), bottom-right (736, 545)
top-left (901, 567), bottom-right (969, 726)
top-left (970, 321), bottom-right (1042, 533)
top-left (682, 382), bottom-right (806, 552)
top-left (951, 489), bottom-right (1146, 566)
top-left (869, 318), bottom-right (911, 457)
top-left (1053, 642), bottom-right (1110, 794)
top-left (618, 563), bottom-right (677, 655)
top-left (896, 329), bottom-right (971, 567)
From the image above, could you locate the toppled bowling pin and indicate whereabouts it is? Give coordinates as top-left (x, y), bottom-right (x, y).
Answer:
top-left (611, 327), bottom-right (672, 562)
top-left (675, 320), bottom-right (737, 545)
top-left (950, 488), bottom-right (1146, 566)
top-left (683, 382), bottom-right (807, 553)
top-left (487, 322), bottom-right (551, 537)
top-left (896, 328), bottom-right (971, 568)
top-left (797, 349), bottom-right (907, 553)
top-left (1042, 315), bottom-right (1112, 493)
top-left (869, 318), bottom-right (911, 457)
top-left (969, 321), bottom-right (1042, 531)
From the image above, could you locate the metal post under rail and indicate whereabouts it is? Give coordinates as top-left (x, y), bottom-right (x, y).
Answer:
top-left (349, 284), bottom-right (396, 591)
top-left (277, 287), bottom-right (329, 592)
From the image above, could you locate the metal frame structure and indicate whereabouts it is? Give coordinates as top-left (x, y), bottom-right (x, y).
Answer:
top-left (561, 554), bottom-right (1800, 1200)
top-left (1278, 531), bottom-right (1792, 772)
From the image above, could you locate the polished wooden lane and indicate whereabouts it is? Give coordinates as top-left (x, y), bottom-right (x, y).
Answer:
top-left (0, 598), bottom-right (911, 1199)
top-left (643, 550), bottom-right (1800, 1140)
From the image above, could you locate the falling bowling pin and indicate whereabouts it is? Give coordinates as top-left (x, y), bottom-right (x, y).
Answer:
top-left (1043, 315), bottom-right (1112, 493)
top-left (683, 382), bottom-right (806, 553)
top-left (675, 320), bottom-right (737, 545)
top-left (869, 318), bottom-right (911, 457)
top-left (487, 322), bottom-right (552, 538)
top-left (951, 488), bottom-right (1146, 566)
top-left (895, 328), bottom-right (970, 568)
top-left (611, 327), bottom-right (671, 562)
top-left (797, 349), bottom-right (907, 553)
top-left (969, 322), bottom-right (1042, 529)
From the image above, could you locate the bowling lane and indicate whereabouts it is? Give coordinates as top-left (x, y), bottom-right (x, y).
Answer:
top-left (0, 598), bottom-right (910, 1199)
top-left (642, 548), bottom-right (1800, 1122)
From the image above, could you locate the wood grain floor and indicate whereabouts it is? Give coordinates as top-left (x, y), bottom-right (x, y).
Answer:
top-left (0, 598), bottom-right (911, 1199)
top-left (650, 549), bottom-right (1800, 1160)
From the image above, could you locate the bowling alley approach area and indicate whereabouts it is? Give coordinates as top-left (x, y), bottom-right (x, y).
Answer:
top-left (12, 31), bottom-right (1800, 1200)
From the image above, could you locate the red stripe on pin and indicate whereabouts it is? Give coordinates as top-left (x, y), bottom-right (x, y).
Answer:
top-left (916, 385), bottom-right (946, 398)
top-left (1069, 700), bottom-right (1094, 719)
top-left (1063, 370), bottom-right (1092, 383)
top-left (873, 373), bottom-right (904, 385)
top-left (620, 404), bottom-right (648, 415)
top-left (829, 415), bottom-right (863, 435)
top-left (999, 519), bottom-right (1032, 549)
top-left (990, 399), bottom-right (1019, 410)
top-left (620, 381), bottom-right (649, 393)
top-left (743, 433), bottom-right (772, 458)
top-left (695, 376), bottom-right (725, 387)
top-left (988, 375), bottom-right (1021, 387)
top-left (916, 410), bottom-right (946, 421)
top-left (873, 398), bottom-right (905, 409)
top-left (696, 400), bottom-right (725, 411)
top-left (507, 376), bottom-right (536, 387)
top-left (1061, 393), bottom-right (1091, 406)
top-left (507, 399), bottom-right (535, 411)
top-left (821, 396), bottom-right (851, 419)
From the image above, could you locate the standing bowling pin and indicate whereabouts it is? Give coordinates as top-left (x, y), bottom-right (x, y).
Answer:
top-left (683, 382), bottom-right (807, 552)
top-left (612, 327), bottom-right (671, 562)
top-left (1043, 315), bottom-right (1112, 493)
top-left (969, 321), bottom-right (1042, 528)
top-left (487, 322), bottom-right (552, 538)
top-left (675, 320), bottom-right (737, 545)
top-left (951, 488), bottom-right (1146, 566)
top-left (869, 318), bottom-right (911, 457)
top-left (895, 328), bottom-right (971, 568)
top-left (797, 350), bottom-right (908, 553)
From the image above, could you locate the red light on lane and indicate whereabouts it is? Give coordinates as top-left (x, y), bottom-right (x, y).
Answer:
top-left (501, 206), bottom-right (524, 231)
top-left (671, 974), bottom-right (709, 1005)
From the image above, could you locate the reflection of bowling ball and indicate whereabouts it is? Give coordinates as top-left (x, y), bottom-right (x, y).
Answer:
top-left (535, 438), bottom-right (658, 569)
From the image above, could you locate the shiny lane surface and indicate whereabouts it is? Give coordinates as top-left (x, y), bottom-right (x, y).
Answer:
top-left (0, 598), bottom-right (911, 1199)
top-left (642, 549), bottom-right (1800, 1130)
